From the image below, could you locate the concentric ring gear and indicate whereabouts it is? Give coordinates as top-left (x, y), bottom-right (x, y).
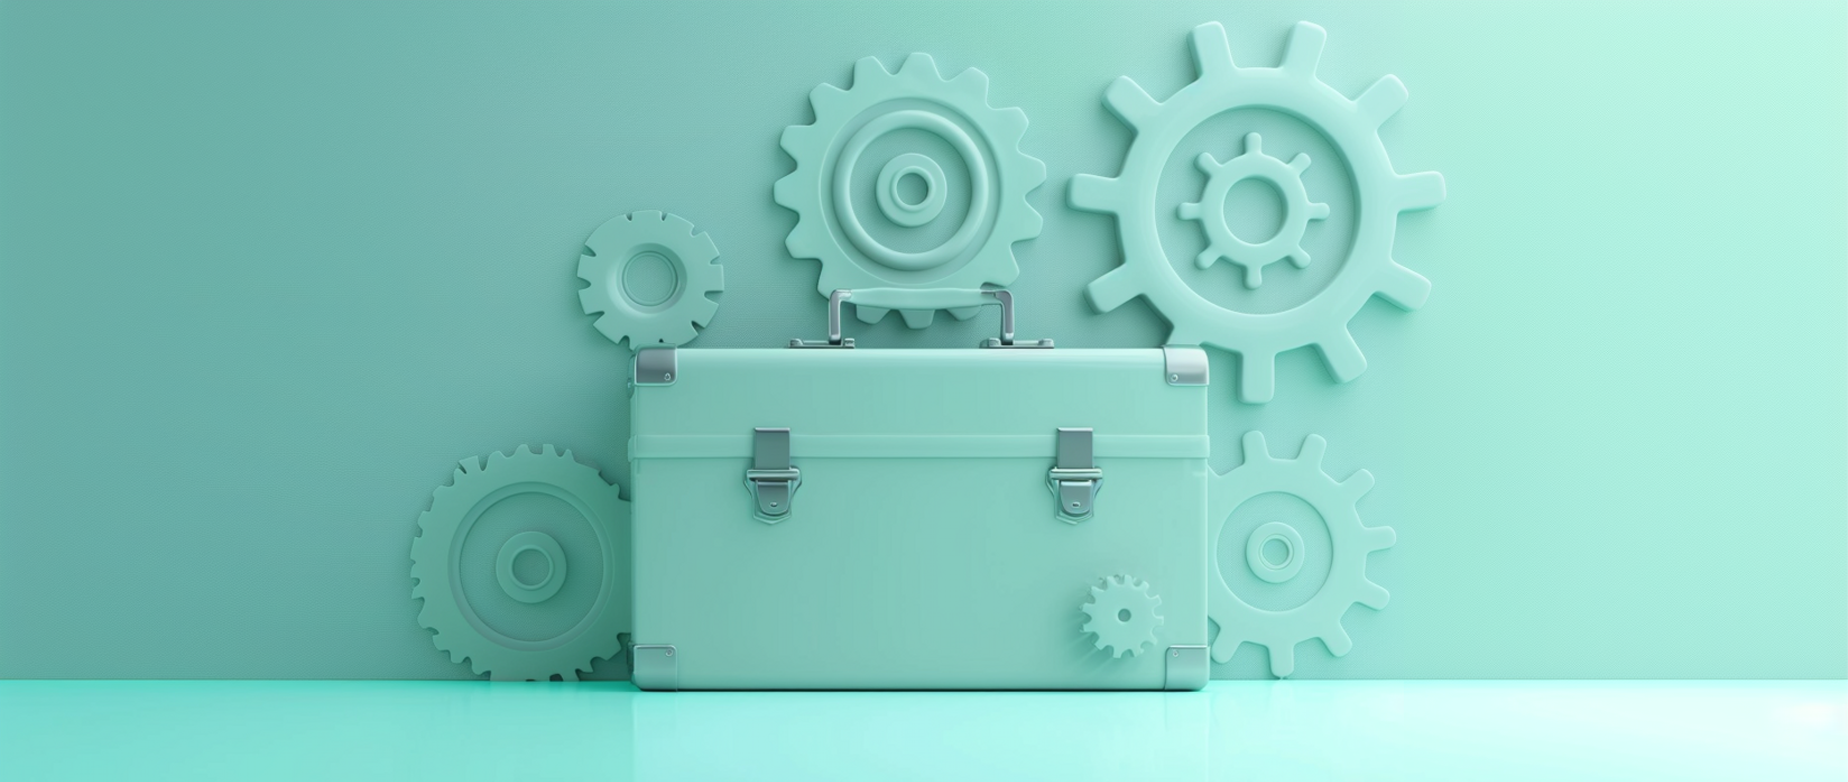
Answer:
top-left (1081, 574), bottom-right (1165, 658)
top-left (1209, 432), bottom-right (1395, 678)
top-left (1071, 21), bottom-right (1446, 403)
top-left (411, 444), bottom-right (631, 681)
top-left (1179, 131), bottom-right (1329, 288)
top-left (774, 53), bottom-right (1045, 329)
top-left (577, 210), bottom-right (724, 348)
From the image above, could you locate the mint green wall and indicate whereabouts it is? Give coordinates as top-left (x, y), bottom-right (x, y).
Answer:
top-left (2, 0), bottom-right (1842, 679)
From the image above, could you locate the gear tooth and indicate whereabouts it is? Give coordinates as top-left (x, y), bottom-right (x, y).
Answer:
top-left (785, 218), bottom-right (828, 262)
top-left (1243, 132), bottom-right (1262, 154)
top-left (853, 305), bottom-right (889, 324)
top-left (1268, 643), bottom-right (1297, 678)
top-left (1343, 469), bottom-right (1377, 500)
top-left (1101, 76), bottom-right (1162, 131)
top-left (1189, 21), bottom-right (1237, 77)
top-left (1296, 435), bottom-right (1329, 468)
top-left (946, 306), bottom-right (981, 321)
top-left (1362, 524), bottom-right (1396, 552)
top-left (852, 55), bottom-right (893, 87)
top-left (661, 212), bottom-right (696, 236)
top-left (459, 455), bottom-right (481, 474)
top-left (631, 209), bottom-right (663, 224)
top-left (1069, 173), bottom-right (1124, 214)
top-left (899, 309), bottom-right (936, 329)
top-left (515, 444), bottom-right (534, 457)
top-left (807, 83), bottom-right (850, 118)
top-left (657, 321), bottom-right (700, 347)
top-left (1241, 431), bottom-right (1272, 463)
top-left (541, 444), bottom-right (557, 457)
top-left (949, 64), bottom-right (990, 95)
top-left (1237, 351), bottom-right (1278, 404)
top-left (1288, 152), bottom-right (1312, 173)
top-left (1193, 151), bottom-right (1223, 173)
top-left (1241, 261), bottom-right (1263, 288)
top-left (897, 52), bottom-right (940, 78)
top-left (1321, 626), bottom-right (1354, 657)
top-left (1307, 201), bottom-right (1330, 220)
top-left (1373, 262), bottom-right (1432, 311)
top-left (1211, 634), bottom-right (1240, 664)
top-left (995, 106), bottom-right (1030, 146)
top-left (779, 124), bottom-right (815, 155)
top-left (1355, 74), bottom-right (1410, 128)
top-left (1287, 250), bottom-right (1312, 269)
top-left (1316, 330), bottom-right (1368, 383)
top-left (1178, 202), bottom-right (1202, 221)
top-left (578, 283), bottom-right (607, 316)
top-left (1395, 170), bottom-right (1447, 212)
top-left (1083, 266), bottom-right (1141, 313)
top-left (1279, 21), bottom-right (1328, 77)
top-left (1359, 580), bottom-right (1391, 609)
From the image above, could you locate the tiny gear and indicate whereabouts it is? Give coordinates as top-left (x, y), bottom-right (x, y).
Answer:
top-left (1081, 574), bottom-right (1165, 658)
top-left (774, 53), bottom-right (1045, 328)
top-left (1209, 432), bottom-right (1395, 678)
top-left (411, 445), bottom-right (630, 681)
top-left (577, 210), bottom-right (724, 348)
top-left (1179, 131), bottom-right (1329, 288)
top-left (1071, 22), bottom-right (1446, 403)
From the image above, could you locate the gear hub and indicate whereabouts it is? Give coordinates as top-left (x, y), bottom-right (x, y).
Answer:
top-left (1178, 131), bottom-right (1329, 288)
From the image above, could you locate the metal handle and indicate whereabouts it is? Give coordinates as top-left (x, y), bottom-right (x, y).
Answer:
top-left (790, 288), bottom-right (1051, 349)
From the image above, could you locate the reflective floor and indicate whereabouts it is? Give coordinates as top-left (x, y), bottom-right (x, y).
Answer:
top-left (1, 680), bottom-right (1842, 780)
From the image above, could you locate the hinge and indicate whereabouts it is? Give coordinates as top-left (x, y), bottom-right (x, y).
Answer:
top-left (744, 427), bottom-right (800, 523)
top-left (1047, 427), bottom-right (1103, 523)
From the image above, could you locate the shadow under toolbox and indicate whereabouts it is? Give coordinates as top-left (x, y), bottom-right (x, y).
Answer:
top-left (628, 291), bottom-right (1210, 690)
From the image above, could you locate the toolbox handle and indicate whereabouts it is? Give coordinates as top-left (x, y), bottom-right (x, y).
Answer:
top-left (790, 288), bottom-right (1052, 349)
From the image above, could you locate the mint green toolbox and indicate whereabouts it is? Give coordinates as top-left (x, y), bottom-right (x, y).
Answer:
top-left (627, 290), bottom-right (1210, 690)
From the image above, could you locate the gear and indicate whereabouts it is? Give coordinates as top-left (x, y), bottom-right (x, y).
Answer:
top-left (411, 445), bottom-right (630, 681)
top-left (1081, 574), bottom-right (1164, 658)
top-left (1071, 22), bottom-right (1446, 403)
top-left (1209, 432), bottom-right (1395, 678)
top-left (774, 53), bottom-right (1045, 328)
top-left (1178, 131), bottom-right (1329, 288)
top-left (577, 210), bottom-right (724, 348)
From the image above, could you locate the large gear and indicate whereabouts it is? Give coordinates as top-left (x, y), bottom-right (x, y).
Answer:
top-left (411, 445), bottom-right (630, 681)
top-left (1071, 21), bottom-right (1446, 403)
top-left (774, 53), bottom-right (1045, 329)
top-left (577, 210), bottom-right (724, 348)
top-left (1209, 432), bottom-right (1395, 678)
top-left (1080, 574), bottom-right (1165, 658)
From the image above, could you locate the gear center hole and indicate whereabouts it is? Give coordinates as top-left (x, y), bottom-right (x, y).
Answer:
top-left (1225, 177), bottom-right (1287, 245)
top-left (1262, 537), bottom-right (1291, 568)
top-left (620, 250), bottom-right (680, 308)
top-left (1117, 608), bottom-right (1132, 623)
top-left (511, 547), bottom-right (552, 589)
top-left (896, 171), bottom-right (930, 207)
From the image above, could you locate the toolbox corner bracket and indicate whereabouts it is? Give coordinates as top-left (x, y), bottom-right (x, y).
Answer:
top-left (1161, 346), bottom-right (1208, 386)
top-left (1163, 645), bottom-right (1209, 691)
top-left (634, 348), bottom-right (679, 386)
top-left (631, 644), bottom-right (680, 691)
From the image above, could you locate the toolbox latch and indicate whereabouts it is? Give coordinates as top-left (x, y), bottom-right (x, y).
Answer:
top-left (1048, 427), bottom-right (1103, 523)
top-left (744, 427), bottom-right (800, 523)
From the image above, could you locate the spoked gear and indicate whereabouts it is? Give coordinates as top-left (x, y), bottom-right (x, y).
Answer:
top-left (1080, 574), bottom-right (1165, 658)
top-left (774, 53), bottom-right (1045, 328)
top-left (411, 445), bottom-right (631, 681)
top-left (1209, 432), bottom-right (1395, 678)
top-left (577, 210), bottom-right (724, 348)
top-left (1179, 131), bottom-right (1329, 288)
top-left (1071, 21), bottom-right (1446, 403)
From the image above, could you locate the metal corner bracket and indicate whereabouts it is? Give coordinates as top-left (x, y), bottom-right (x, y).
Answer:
top-left (1161, 346), bottom-right (1208, 386)
top-left (1163, 645), bottom-right (1208, 691)
top-left (634, 347), bottom-right (678, 386)
top-left (631, 644), bottom-right (679, 691)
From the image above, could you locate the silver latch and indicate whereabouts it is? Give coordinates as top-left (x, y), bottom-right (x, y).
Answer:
top-left (1048, 427), bottom-right (1103, 523)
top-left (744, 427), bottom-right (800, 523)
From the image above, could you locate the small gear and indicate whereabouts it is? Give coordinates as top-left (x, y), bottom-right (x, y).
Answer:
top-left (411, 445), bottom-right (630, 681)
top-left (1071, 22), bottom-right (1446, 403)
top-left (774, 53), bottom-right (1045, 328)
top-left (1081, 574), bottom-right (1165, 658)
top-left (1178, 131), bottom-right (1329, 288)
top-left (577, 210), bottom-right (724, 348)
top-left (1209, 432), bottom-right (1395, 678)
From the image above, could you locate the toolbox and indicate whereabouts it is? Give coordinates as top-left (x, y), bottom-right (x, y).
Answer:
top-left (627, 289), bottom-right (1210, 690)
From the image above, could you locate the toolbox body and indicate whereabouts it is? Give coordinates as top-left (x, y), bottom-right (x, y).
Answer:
top-left (627, 331), bottom-right (1210, 690)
